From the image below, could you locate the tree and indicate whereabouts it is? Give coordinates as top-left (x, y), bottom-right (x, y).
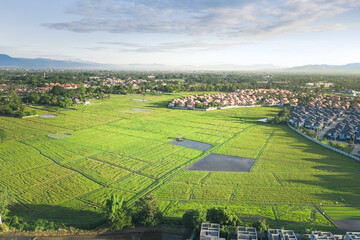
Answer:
top-left (206, 207), bottom-right (240, 226)
top-left (108, 208), bottom-right (132, 231)
top-left (253, 219), bottom-right (269, 240)
top-left (77, 85), bottom-right (86, 96)
top-left (182, 207), bottom-right (206, 229)
top-left (29, 93), bottom-right (40, 104)
top-left (58, 97), bottom-right (72, 108)
top-left (131, 196), bottom-right (162, 226)
top-left (106, 195), bottom-right (132, 231)
top-left (0, 187), bottom-right (11, 225)
top-left (50, 86), bottom-right (66, 96)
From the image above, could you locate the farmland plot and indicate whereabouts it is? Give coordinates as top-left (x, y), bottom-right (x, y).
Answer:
top-left (1, 94), bottom-right (359, 230)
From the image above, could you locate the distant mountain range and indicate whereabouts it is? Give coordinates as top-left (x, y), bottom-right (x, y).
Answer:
top-left (288, 63), bottom-right (360, 71)
top-left (1, 53), bottom-right (359, 71)
top-left (0, 54), bottom-right (109, 69)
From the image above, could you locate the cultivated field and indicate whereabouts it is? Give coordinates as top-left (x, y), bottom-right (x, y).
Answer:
top-left (1, 93), bottom-right (359, 230)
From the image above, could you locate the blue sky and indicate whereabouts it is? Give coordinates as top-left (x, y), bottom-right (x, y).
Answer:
top-left (1, 0), bottom-right (360, 67)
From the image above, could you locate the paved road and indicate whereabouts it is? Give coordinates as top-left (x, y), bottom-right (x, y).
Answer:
top-left (318, 117), bottom-right (344, 139)
top-left (351, 145), bottom-right (360, 156)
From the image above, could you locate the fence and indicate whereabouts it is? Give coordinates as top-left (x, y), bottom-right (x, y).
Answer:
top-left (287, 123), bottom-right (360, 162)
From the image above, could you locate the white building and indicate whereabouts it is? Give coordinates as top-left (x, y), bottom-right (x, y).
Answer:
top-left (237, 226), bottom-right (257, 240)
top-left (200, 223), bottom-right (223, 240)
top-left (345, 232), bottom-right (360, 240)
top-left (311, 231), bottom-right (336, 240)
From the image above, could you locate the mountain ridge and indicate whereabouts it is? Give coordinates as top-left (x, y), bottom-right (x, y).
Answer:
top-left (1, 53), bottom-right (359, 71)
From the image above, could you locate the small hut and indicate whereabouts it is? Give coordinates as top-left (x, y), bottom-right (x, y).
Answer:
top-left (176, 136), bottom-right (184, 142)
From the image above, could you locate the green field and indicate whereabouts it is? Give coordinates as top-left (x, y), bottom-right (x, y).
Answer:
top-left (322, 206), bottom-right (360, 220)
top-left (1, 93), bottom-right (359, 229)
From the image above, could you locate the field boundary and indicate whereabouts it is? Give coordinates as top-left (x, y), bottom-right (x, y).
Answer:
top-left (287, 123), bottom-right (360, 162)
top-left (125, 124), bottom-right (257, 206)
top-left (316, 205), bottom-right (338, 229)
top-left (250, 130), bottom-right (274, 172)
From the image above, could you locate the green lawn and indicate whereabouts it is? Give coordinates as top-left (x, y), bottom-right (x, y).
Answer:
top-left (1, 93), bottom-right (359, 229)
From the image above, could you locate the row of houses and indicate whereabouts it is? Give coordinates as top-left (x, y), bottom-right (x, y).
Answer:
top-left (200, 223), bottom-right (360, 240)
top-left (326, 112), bottom-right (360, 143)
top-left (200, 223), bottom-right (257, 240)
top-left (169, 89), bottom-right (301, 109)
top-left (289, 106), bottom-right (343, 131)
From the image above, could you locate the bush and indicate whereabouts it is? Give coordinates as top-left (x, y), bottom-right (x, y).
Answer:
top-left (182, 208), bottom-right (206, 229)
top-left (206, 207), bottom-right (240, 226)
top-left (131, 196), bottom-right (162, 226)
top-left (0, 223), bottom-right (8, 232)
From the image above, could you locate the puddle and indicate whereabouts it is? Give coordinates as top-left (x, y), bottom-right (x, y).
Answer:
top-left (168, 139), bottom-right (212, 151)
top-left (39, 114), bottom-right (57, 118)
top-left (186, 153), bottom-right (255, 172)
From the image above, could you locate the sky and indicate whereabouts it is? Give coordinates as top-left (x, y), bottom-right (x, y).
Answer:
top-left (1, 0), bottom-right (360, 67)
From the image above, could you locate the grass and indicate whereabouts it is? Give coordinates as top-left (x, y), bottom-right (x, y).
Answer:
top-left (322, 206), bottom-right (360, 220)
top-left (1, 93), bottom-right (359, 230)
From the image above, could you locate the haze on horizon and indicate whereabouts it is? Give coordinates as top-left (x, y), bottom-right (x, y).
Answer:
top-left (1, 0), bottom-right (360, 68)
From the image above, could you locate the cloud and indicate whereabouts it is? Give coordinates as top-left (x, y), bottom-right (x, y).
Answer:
top-left (94, 40), bottom-right (245, 53)
top-left (44, 0), bottom-right (358, 40)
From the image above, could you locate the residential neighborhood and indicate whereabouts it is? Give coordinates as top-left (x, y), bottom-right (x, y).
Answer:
top-left (169, 89), bottom-right (302, 109)
top-left (289, 106), bottom-right (360, 143)
top-left (200, 223), bottom-right (358, 240)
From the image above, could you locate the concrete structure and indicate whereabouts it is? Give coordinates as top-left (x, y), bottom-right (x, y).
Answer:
top-left (345, 232), bottom-right (360, 240)
top-left (311, 231), bottom-right (336, 240)
top-left (200, 223), bottom-right (221, 240)
top-left (268, 229), bottom-right (297, 240)
top-left (237, 226), bottom-right (257, 240)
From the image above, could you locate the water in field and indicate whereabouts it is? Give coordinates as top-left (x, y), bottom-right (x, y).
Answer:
top-left (168, 139), bottom-right (212, 151)
top-left (39, 114), bottom-right (57, 118)
top-left (257, 118), bottom-right (268, 122)
top-left (186, 153), bottom-right (255, 172)
top-left (131, 99), bottom-right (148, 101)
top-left (333, 220), bottom-right (360, 230)
top-left (132, 108), bottom-right (153, 111)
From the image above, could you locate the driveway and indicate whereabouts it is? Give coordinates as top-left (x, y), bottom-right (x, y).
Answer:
top-left (317, 117), bottom-right (344, 139)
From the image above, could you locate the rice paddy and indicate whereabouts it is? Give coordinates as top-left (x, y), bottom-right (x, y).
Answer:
top-left (1, 93), bottom-right (359, 229)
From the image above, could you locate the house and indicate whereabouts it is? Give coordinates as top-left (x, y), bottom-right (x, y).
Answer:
top-left (200, 223), bottom-right (222, 240)
top-left (311, 231), bottom-right (336, 240)
top-left (345, 232), bottom-right (360, 240)
top-left (237, 226), bottom-right (257, 240)
top-left (268, 229), bottom-right (297, 240)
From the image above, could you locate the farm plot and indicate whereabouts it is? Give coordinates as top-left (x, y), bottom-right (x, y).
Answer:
top-left (153, 183), bottom-right (193, 200)
top-left (0, 154), bottom-right (52, 176)
top-left (0, 163), bottom-right (73, 193)
top-left (2, 94), bottom-right (360, 230)
top-left (22, 137), bottom-right (100, 164)
top-left (92, 152), bottom-right (149, 171)
top-left (38, 198), bottom-right (105, 226)
top-left (133, 144), bottom-right (185, 162)
top-left (321, 206), bottom-right (360, 230)
top-left (111, 173), bottom-right (155, 192)
top-left (20, 173), bottom-right (102, 206)
top-left (80, 187), bottom-right (135, 207)
top-left (63, 158), bottom-right (131, 185)
top-left (0, 141), bottom-right (39, 160)
top-left (213, 125), bottom-right (273, 159)
top-left (322, 206), bottom-right (360, 220)
top-left (0, 117), bottom-right (68, 140)
top-left (141, 154), bottom-right (192, 178)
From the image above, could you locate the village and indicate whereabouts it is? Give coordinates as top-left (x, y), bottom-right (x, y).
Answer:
top-left (168, 89), bottom-right (359, 111)
top-left (168, 89), bottom-right (303, 110)
top-left (200, 223), bottom-right (360, 240)
top-left (290, 106), bottom-right (360, 143)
